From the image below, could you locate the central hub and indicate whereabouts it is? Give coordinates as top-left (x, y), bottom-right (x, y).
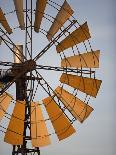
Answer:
top-left (0, 60), bottom-right (36, 86)
top-left (12, 59), bottom-right (36, 75)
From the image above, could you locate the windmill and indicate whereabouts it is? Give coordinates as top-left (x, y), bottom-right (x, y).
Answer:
top-left (0, 0), bottom-right (102, 154)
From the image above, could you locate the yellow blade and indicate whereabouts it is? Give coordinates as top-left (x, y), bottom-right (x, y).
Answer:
top-left (13, 0), bottom-right (25, 30)
top-left (47, 0), bottom-right (74, 41)
top-left (34, 0), bottom-right (47, 33)
top-left (0, 8), bottom-right (12, 34)
top-left (61, 50), bottom-right (100, 68)
top-left (43, 96), bottom-right (76, 141)
top-left (4, 100), bottom-right (25, 145)
top-left (0, 93), bottom-right (12, 121)
top-left (31, 102), bottom-right (51, 147)
top-left (56, 22), bottom-right (91, 53)
top-left (55, 86), bottom-right (93, 123)
top-left (60, 73), bottom-right (102, 97)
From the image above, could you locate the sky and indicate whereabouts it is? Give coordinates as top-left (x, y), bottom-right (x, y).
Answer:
top-left (0, 0), bottom-right (116, 155)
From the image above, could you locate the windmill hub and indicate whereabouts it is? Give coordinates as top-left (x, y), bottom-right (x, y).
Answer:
top-left (0, 60), bottom-right (36, 85)
top-left (12, 59), bottom-right (36, 75)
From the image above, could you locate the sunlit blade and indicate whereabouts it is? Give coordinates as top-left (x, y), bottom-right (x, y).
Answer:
top-left (31, 102), bottom-right (51, 147)
top-left (0, 8), bottom-right (12, 34)
top-left (34, 0), bottom-right (47, 33)
top-left (47, 0), bottom-right (74, 41)
top-left (56, 22), bottom-right (91, 53)
top-left (60, 73), bottom-right (102, 97)
top-left (4, 100), bottom-right (25, 145)
top-left (55, 86), bottom-right (93, 123)
top-left (13, 0), bottom-right (25, 30)
top-left (61, 50), bottom-right (100, 68)
top-left (0, 92), bottom-right (12, 121)
top-left (43, 96), bottom-right (76, 141)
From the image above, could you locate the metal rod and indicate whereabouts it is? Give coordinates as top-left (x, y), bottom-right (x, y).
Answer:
top-left (0, 35), bottom-right (25, 63)
top-left (36, 65), bottom-right (95, 74)
top-left (35, 70), bottom-right (73, 122)
top-left (33, 20), bottom-right (77, 61)
top-left (0, 28), bottom-right (26, 61)
top-left (31, 0), bottom-right (33, 59)
top-left (0, 61), bottom-right (16, 66)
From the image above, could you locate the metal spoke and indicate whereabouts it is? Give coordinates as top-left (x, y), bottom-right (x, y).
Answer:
top-left (0, 28), bottom-right (27, 62)
top-left (36, 64), bottom-right (95, 75)
top-left (0, 61), bottom-right (16, 66)
top-left (33, 20), bottom-right (76, 61)
top-left (35, 69), bottom-right (74, 122)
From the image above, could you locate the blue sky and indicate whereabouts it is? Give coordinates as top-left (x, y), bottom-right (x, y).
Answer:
top-left (0, 0), bottom-right (116, 155)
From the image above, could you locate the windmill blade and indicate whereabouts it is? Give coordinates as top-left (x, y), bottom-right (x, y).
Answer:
top-left (13, 0), bottom-right (25, 30)
top-left (4, 100), bottom-right (25, 145)
top-left (34, 0), bottom-right (47, 33)
top-left (55, 86), bottom-right (93, 123)
top-left (47, 0), bottom-right (74, 41)
top-left (61, 50), bottom-right (100, 68)
top-left (56, 22), bottom-right (91, 53)
top-left (31, 102), bottom-right (51, 147)
top-left (43, 96), bottom-right (76, 141)
top-left (0, 92), bottom-right (12, 121)
top-left (0, 8), bottom-right (12, 34)
top-left (60, 73), bottom-right (102, 97)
